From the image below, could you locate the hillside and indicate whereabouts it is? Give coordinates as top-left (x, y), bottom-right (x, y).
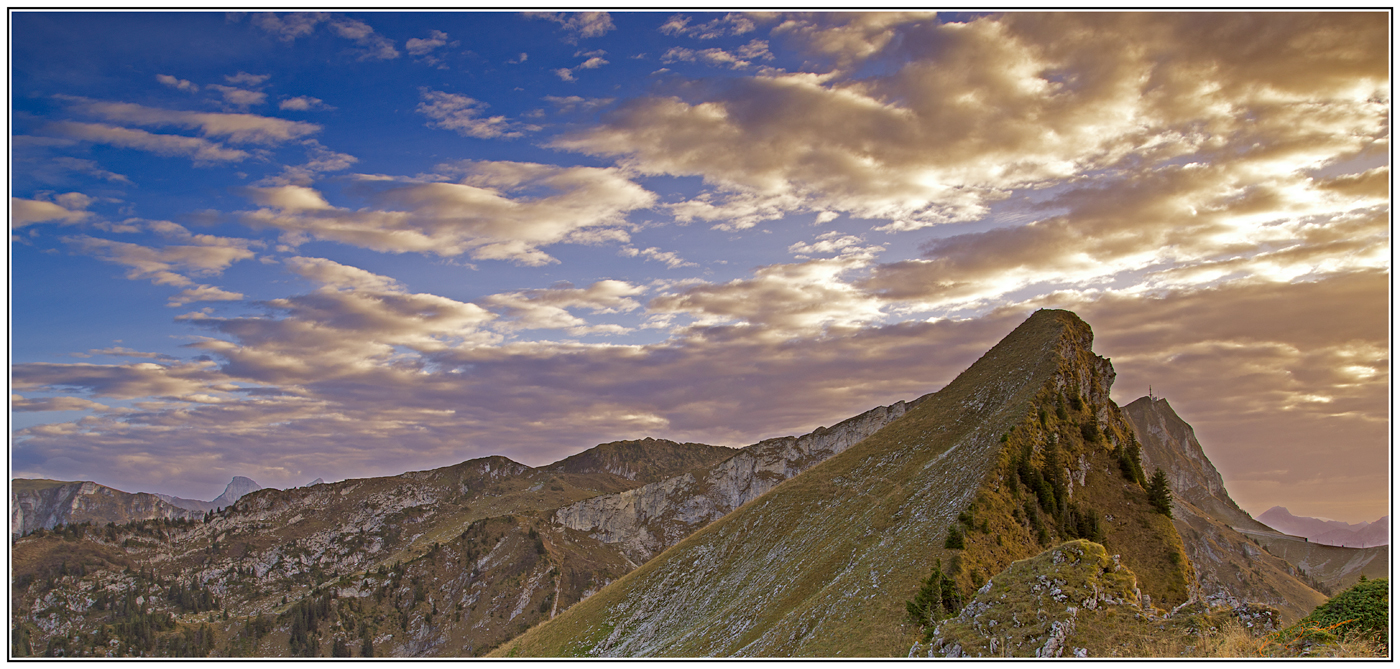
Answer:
top-left (10, 425), bottom-right (890, 657)
top-left (1123, 397), bottom-right (1327, 621)
top-left (497, 309), bottom-right (1194, 657)
top-left (11, 479), bottom-right (199, 536)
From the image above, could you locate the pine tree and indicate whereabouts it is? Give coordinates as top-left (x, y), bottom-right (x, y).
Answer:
top-left (1147, 468), bottom-right (1173, 517)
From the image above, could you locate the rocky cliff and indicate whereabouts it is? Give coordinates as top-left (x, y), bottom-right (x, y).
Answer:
top-left (11, 479), bottom-right (199, 536)
top-left (1123, 397), bottom-right (1327, 621)
top-left (552, 400), bottom-right (914, 563)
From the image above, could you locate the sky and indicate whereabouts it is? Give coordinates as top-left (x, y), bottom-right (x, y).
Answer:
top-left (9, 11), bottom-right (1390, 523)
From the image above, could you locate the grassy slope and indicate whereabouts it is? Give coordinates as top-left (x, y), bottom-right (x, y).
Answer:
top-left (498, 310), bottom-right (1194, 657)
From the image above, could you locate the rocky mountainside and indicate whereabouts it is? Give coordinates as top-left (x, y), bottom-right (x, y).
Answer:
top-left (543, 438), bottom-right (739, 485)
top-left (1125, 397), bottom-right (1271, 532)
top-left (553, 400), bottom-right (914, 563)
top-left (499, 310), bottom-right (1196, 657)
top-left (11, 479), bottom-right (199, 536)
top-left (1257, 507), bottom-right (1389, 548)
top-left (154, 476), bottom-right (264, 513)
top-left (9, 430), bottom-right (866, 658)
top-left (1123, 397), bottom-right (1326, 621)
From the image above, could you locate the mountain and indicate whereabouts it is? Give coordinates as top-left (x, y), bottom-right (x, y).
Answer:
top-left (155, 476), bottom-right (265, 513)
top-left (1124, 397), bottom-right (1326, 620)
top-left (499, 309), bottom-right (1195, 657)
top-left (10, 435), bottom-right (810, 657)
top-left (1257, 507), bottom-right (1388, 548)
top-left (11, 479), bottom-right (200, 536)
top-left (543, 438), bottom-right (739, 484)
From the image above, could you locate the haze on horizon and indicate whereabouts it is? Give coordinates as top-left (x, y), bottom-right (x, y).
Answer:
top-left (10, 12), bottom-right (1390, 524)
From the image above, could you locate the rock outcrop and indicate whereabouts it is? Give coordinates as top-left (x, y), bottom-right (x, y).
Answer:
top-left (11, 479), bottom-right (199, 536)
top-left (552, 400), bottom-right (914, 563)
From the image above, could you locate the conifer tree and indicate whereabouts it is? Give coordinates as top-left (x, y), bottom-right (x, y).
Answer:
top-left (1147, 468), bottom-right (1173, 517)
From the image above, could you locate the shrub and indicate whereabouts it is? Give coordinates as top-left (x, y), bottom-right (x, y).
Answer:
top-left (1080, 421), bottom-right (1101, 443)
top-left (944, 526), bottom-right (965, 550)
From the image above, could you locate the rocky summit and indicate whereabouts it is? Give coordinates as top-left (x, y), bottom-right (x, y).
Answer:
top-left (9, 309), bottom-right (1379, 658)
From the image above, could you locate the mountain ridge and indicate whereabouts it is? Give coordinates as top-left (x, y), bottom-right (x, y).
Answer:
top-left (498, 309), bottom-right (1196, 656)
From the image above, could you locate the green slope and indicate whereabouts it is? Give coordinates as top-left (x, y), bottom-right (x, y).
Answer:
top-left (498, 309), bottom-right (1192, 657)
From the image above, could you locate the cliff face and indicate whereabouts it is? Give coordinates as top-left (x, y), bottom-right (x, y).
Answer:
top-left (552, 400), bottom-right (913, 563)
top-left (1122, 397), bottom-right (1327, 622)
top-left (11, 479), bottom-right (199, 536)
top-left (1124, 397), bottom-right (1269, 532)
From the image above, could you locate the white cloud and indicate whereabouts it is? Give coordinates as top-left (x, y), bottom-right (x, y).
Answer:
top-left (156, 74), bottom-right (198, 92)
top-left (659, 13), bottom-right (757, 39)
top-left (45, 121), bottom-right (250, 164)
top-left (65, 98), bottom-right (320, 145)
top-left (225, 72), bottom-right (270, 86)
top-left (279, 96), bottom-right (332, 112)
top-left (11, 194), bottom-right (93, 228)
top-left (249, 12), bottom-right (329, 41)
top-left (526, 12), bottom-right (615, 41)
top-left (208, 85), bottom-right (267, 107)
top-left (240, 161), bottom-right (656, 265)
top-left (406, 29), bottom-right (449, 56)
top-left (330, 17), bottom-right (399, 60)
top-left (416, 90), bottom-right (538, 139)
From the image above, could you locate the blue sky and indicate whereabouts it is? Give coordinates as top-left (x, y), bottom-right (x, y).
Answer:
top-left (10, 12), bottom-right (1390, 523)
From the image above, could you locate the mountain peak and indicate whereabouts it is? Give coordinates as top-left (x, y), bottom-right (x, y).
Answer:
top-left (210, 476), bottom-right (261, 509)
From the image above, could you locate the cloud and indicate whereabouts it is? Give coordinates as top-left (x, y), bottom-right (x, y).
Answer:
top-left (329, 17), bottom-right (399, 60)
top-left (239, 161), bottom-right (656, 265)
top-left (279, 96), bottom-right (332, 112)
top-left (406, 29), bottom-right (449, 56)
top-left (65, 98), bottom-right (320, 145)
top-left (257, 140), bottom-right (358, 186)
top-left (13, 359), bottom-right (227, 400)
top-left (416, 90), bottom-right (538, 139)
top-left (12, 195), bottom-right (93, 228)
top-left (11, 395), bottom-right (110, 413)
top-left (156, 74), bottom-right (198, 92)
top-left (659, 13), bottom-right (757, 39)
top-left (543, 95), bottom-right (615, 113)
top-left (46, 121), bottom-right (251, 164)
top-left (554, 13), bottom-right (1388, 235)
top-left (526, 12), bottom-right (615, 41)
top-left (208, 85), bottom-right (267, 107)
top-left (249, 12), bottom-right (329, 41)
top-left (50, 157), bottom-right (132, 184)
top-left (483, 280), bottom-right (644, 334)
top-left (64, 228), bottom-right (256, 304)
top-left (619, 246), bottom-right (696, 268)
top-left (168, 285), bottom-right (245, 307)
top-left (225, 72), bottom-right (270, 86)
top-left (649, 253), bottom-right (886, 338)
top-left (661, 39), bottom-right (771, 69)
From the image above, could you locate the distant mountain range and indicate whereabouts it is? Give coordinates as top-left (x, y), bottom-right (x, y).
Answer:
top-left (1257, 506), bottom-right (1388, 548)
top-left (11, 476), bottom-right (263, 537)
top-left (151, 477), bottom-right (263, 513)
